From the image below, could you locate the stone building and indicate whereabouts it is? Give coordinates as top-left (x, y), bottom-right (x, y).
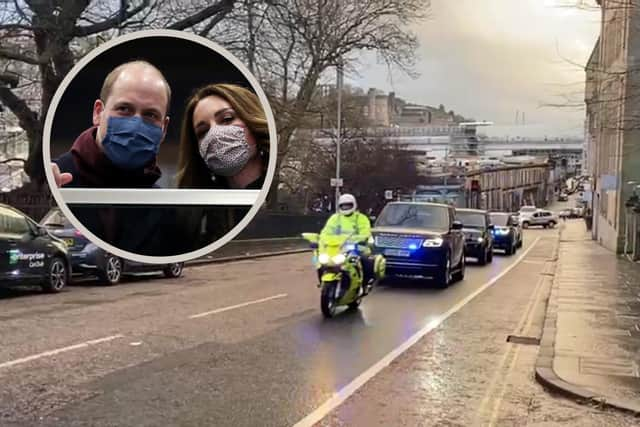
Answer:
top-left (586, 0), bottom-right (640, 253)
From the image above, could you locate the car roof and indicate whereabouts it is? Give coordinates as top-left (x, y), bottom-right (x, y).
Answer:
top-left (456, 208), bottom-right (487, 214)
top-left (386, 201), bottom-right (451, 209)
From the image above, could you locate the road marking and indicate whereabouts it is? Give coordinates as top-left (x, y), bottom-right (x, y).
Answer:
top-left (189, 294), bottom-right (288, 319)
top-left (488, 274), bottom-right (548, 426)
top-left (292, 237), bottom-right (542, 427)
top-left (0, 335), bottom-right (124, 370)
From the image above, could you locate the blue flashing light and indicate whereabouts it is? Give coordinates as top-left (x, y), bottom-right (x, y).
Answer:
top-left (409, 243), bottom-right (418, 251)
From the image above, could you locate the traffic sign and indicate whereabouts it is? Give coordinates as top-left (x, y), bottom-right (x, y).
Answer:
top-left (330, 178), bottom-right (344, 187)
top-left (384, 190), bottom-right (394, 200)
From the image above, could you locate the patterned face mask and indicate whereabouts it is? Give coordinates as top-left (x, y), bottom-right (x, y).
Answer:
top-left (198, 125), bottom-right (251, 177)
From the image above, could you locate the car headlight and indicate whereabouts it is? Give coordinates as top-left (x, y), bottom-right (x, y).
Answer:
top-left (318, 254), bottom-right (330, 264)
top-left (477, 237), bottom-right (484, 243)
top-left (423, 238), bottom-right (444, 247)
top-left (368, 236), bottom-right (374, 245)
top-left (496, 228), bottom-right (509, 235)
top-left (332, 254), bottom-right (346, 264)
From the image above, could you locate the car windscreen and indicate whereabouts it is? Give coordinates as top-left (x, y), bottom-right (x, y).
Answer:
top-left (456, 211), bottom-right (486, 228)
top-left (40, 210), bottom-right (72, 228)
top-left (490, 213), bottom-right (509, 227)
top-left (376, 204), bottom-right (449, 230)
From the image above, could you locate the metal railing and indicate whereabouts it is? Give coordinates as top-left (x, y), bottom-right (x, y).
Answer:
top-left (624, 198), bottom-right (640, 262)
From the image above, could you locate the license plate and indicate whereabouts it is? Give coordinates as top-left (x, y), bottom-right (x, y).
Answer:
top-left (63, 238), bottom-right (74, 247)
top-left (385, 249), bottom-right (410, 257)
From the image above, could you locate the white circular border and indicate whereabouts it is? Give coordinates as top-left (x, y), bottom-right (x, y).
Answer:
top-left (42, 29), bottom-right (278, 265)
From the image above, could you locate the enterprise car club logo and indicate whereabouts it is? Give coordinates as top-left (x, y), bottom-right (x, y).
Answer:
top-left (8, 250), bottom-right (46, 267)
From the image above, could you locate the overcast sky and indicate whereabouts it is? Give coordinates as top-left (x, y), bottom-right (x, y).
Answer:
top-left (350, 0), bottom-right (601, 138)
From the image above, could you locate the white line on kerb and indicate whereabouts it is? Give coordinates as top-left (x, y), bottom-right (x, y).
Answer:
top-left (292, 237), bottom-right (542, 427)
top-left (189, 294), bottom-right (288, 319)
top-left (0, 334), bottom-right (124, 370)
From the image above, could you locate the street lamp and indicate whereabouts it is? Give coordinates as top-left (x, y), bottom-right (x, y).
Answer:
top-left (334, 60), bottom-right (344, 212)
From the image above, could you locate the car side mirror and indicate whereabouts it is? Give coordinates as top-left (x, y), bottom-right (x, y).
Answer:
top-left (451, 221), bottom-right (463, 230)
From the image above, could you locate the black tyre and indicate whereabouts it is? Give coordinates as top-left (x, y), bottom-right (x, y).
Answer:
top-left (435, 253), bottom-right (452, 288)
top-left (522, 221), bottom-right (530, 229)
top-left (320, 281), bottom-right (338, 318)
top-left (99, 255), bottom-right (122, 285)
top-left (549, 221), bottom-right (556, 229)
top-left (487, 248), bottom-right (494, 263)
top-left (163, 263), bottom-right (184, 278)
top-left (478, 246), bottom-right (487, 266)
top-left (505, 240), bottom-right (515, 256)
top-left (453, 253), bottom-right (465, 282)
top-left (42, 257), bottom-right (67, 293)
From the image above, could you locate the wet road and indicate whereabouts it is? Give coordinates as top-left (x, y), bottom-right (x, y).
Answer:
top-left (0, 227), bottom-right (633, 426)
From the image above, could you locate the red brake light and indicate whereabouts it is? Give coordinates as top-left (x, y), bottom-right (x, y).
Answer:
top-left (74, 230), bottom-right (83, 237)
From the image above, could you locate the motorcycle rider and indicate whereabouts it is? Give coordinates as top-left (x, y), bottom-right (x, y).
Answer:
top-left (319, 193), bottom-right (376, 294)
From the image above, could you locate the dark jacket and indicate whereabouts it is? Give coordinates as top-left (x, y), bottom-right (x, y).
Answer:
top-left (54, 127), bottom-right (179, 257)
top-left (175, 174), bottom-right (266, 253)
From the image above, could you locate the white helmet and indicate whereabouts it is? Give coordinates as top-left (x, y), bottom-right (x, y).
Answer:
top-left (338, 193), bottom-right (357, 215)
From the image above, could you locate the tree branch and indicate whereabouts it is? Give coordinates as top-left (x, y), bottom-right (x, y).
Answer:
top-left (73, 0), bottom-right (151, 36)
top-left (167, 0), bottom-right (235, 30)
top-left (0, 46), bottom-right (42, 65)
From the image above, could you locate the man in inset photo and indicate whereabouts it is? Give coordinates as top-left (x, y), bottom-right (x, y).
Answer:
top-left (51, 60), bottom-right (177, 256)
top-left (52, 60), bottom-right (171, 188)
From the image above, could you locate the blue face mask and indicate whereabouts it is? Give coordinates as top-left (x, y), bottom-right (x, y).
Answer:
top-left (101, 116), bottom-right (164, 170)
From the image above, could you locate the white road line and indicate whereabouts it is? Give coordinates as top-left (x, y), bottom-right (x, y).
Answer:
top-left (0, 334), bottom-right (124, 370)
top-left (292, 237), bottom-right (542, 427)
top-left (189, 294), bottom-right (288, 319)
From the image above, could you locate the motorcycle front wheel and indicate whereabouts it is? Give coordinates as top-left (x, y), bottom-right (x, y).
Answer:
top-left (320, 281), bottom-right (338, 318)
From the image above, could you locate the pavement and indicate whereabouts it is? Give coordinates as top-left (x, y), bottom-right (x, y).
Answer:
top-left (535, 219), bottom-right (640, 415)
top-left (0, 226), bottom-right (638, 426)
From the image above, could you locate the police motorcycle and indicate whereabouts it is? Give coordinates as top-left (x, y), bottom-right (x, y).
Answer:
top-left (302, 232), bottom-right (386, 318)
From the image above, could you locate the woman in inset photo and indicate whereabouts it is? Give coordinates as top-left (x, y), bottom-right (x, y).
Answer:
top-left (174, 83), bottom-right (270, 251)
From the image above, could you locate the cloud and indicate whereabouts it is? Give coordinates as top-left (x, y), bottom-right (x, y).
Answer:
top-left (351, 0), bottom-right (600, 136)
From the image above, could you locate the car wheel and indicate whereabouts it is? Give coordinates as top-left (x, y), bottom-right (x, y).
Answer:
top-left (505, 242), bottom-right (514, 256)
top-left (42, 257), bottom-right (67, 293)
top-left (487, 247), bottom-right (494, 263)
top-left (522, 221), bottom-right (530, 229)
top-left (478, 246), bottom-right (487, 266)
top-left (99, 255), bottom-right (122, 285)
top-left (453, 253), bottom-right (465, 282)
top-left (549, 221), bottom-right (556, 229)
top-left (435, 254), bottom-right (452, 288)
top-left (163, 263), bottom-right (184, 278)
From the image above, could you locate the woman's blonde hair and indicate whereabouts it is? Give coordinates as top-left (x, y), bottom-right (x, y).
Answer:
top-left (176, 83), bottom-right (269, 188)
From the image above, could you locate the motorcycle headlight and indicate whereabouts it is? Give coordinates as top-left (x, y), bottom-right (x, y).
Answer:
top-left (344, 244), bottom-right (356, 252)
top-left (423, 238), bottom-right (444, 247)
top-left (496, 228), bottom-right (509, 235)
top-left (368, 236), bottom-right (374, 245)
top-left (318, 254), bottom-right (330, 264)
top-left (332, 254), bottom-right (346, 265)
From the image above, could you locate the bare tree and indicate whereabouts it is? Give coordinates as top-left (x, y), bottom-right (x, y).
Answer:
top-left (208, 0), bottom-right (430, 208)
top-left (0, 0), bottom-right (236, 186)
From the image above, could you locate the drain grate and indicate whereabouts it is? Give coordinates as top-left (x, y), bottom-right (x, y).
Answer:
top-left (506, 335), bottom-right (541, 345)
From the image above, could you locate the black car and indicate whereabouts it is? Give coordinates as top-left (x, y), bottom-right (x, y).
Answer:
top-left (371, 202), bottom-right (466, 288)
top-left (40, 208), bottom-right (184, 285)
top-left (0, 203), bottom-right (71, 292)
top-left (455, 208), bottom-right (494, 265)
top-left (489, 212), bottom-right (520, 256)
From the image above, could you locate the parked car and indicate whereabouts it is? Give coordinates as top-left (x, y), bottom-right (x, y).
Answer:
top-left (489, 212), bottom-right (521, 255)
top-left (371, 202), bottom-right (466, 288)
top-left (40, 208), bottom-right (184, 285)
top-left (0, 203), bottom-right (71, 292)
top-left (456, 208), bottom-right (494, 265)
top-left (521, 209), bottom-right (558, 229)
top-left (558, 193), bottom-right (568, 202)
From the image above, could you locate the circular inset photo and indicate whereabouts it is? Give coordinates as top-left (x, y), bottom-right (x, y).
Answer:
top-left (42, 30), bottom-right (277, 264)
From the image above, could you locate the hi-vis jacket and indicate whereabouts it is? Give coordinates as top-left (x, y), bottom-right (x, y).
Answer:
top-left (320, 211), bottom-right (372, 241)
